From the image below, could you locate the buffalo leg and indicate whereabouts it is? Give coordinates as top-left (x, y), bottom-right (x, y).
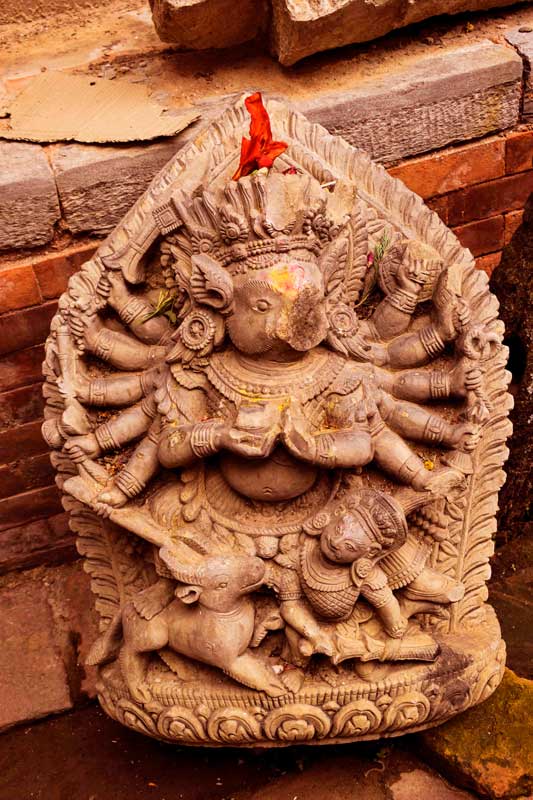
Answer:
top-left (224, 652), bottom-right (287, 697)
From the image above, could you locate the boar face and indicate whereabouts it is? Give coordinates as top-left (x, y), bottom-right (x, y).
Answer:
top-left (226, 259), bottom-right (328, 357)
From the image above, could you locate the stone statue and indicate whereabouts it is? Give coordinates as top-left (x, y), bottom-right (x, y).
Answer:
top-left (43, 93), bottom-right (512, 745)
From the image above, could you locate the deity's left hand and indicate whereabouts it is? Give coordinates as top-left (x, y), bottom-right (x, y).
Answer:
top-left (281, 404), bottom-right (318, 463)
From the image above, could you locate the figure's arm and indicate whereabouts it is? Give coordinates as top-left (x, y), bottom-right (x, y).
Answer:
top-left (64, 393), bottom-right (157, 462)
top-left (371, 246), bottom-right (433, 340)
top-left (374, 359), bottom-right (483, 404)
top-left (97, 419), bottom-right (161, 507)
top-left (75, 367), bottom-right (159, 407)
top-left (377, 392), bottom-right (480, 451)
top-left (360, 570), bottom-right (408, 638)
top-left (84, 316), bottom-right (166, 371)
top-left (105, 272), bottom-right (171, 345)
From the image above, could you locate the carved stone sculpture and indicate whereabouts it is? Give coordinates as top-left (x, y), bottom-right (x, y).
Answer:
top-left (43, 93), bottom-right (512, 746)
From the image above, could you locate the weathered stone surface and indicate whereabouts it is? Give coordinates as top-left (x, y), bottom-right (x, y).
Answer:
top-left (505, 28), bottom-right (533, 121)
top-left (420, 669), bottom-right (533, 800)
top-left (44, 562), bottom-right (100, 701)
top-left (150, 0), bottom-right (267, 49)
top-left (44, 94), bottom-right (511, 747)
top-left (0, 143), bottom-right (60, 251)
top-left (0, 705), bottom-right (480, 800)
top-left (0, 575), bottom-right (71, 731)
top-left (0, 0), bottom-right (112, 25)
top-left (50, 138), bottom-right (187, 235)
top-left (271, 0), bottom-right (530, 65)
top-left (299, 42), bottom-right (522, 164)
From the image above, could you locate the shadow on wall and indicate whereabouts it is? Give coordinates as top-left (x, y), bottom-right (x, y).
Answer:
top-left (490, 191), bottom-right (533, 545)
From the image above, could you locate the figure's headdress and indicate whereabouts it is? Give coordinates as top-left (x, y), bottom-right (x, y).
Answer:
top-left (155, 171), bottom-right (350, 276)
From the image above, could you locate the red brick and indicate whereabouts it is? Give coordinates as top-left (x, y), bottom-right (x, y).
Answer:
top-left (476, 252), bottom-right (502, 276)
top-left (506, 131), bottom-right (533, 174)
top-left (0, 453), bottom-right (55, 499)
top-left (0, 577), bottom-right (71, 730)
top-left (0, 419), bottom-right (48, 464)
top-left (426, 195), bottom-right (449, 224)
top-left (0, 383), bottom-right (44, 432)
top-left (388, 138), bottom-right (505, 199)
top-left (0, 344), bottom-right (44, 392)
top-left (0, 513), bottom-right (75, 575)
top-left (33, 255), bottom-right (76, 301)
top-left (504, 210), bottom-right (525, 244)
top-left (0, 485), bottom-right (62, 532)
top-left (0, 301), bottom-right (57, 357)
top-left (452, 215), bottom-right (505, 257)
top-left (0, 264), bottom-right (41, 314)
top-left (447, 170), bottom-right (533, 226)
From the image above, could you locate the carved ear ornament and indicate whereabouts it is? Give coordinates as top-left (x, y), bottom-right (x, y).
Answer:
top-left (303, 511), bottom-right (332, 535)
top-left (327, 303), bottom-right (359, 339)
top-left (178, 309), bottom-right (217, 351)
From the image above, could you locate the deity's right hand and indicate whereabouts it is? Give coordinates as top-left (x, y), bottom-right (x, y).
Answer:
top-left (64, 433), bottom-right (102, 462)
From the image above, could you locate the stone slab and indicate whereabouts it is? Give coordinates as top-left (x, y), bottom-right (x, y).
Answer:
top-left (150, 0), bottom-right (266, 50)
top-left (298, 41), bottom-right (522, 164)
top-left (419, 669), bottom-right (533, 800)
top-left (505, 27), bottom-right (533, 120)
top-left (0, 143), bottom-right (60, 250)
top-left (0, 576), bottom-right (72, 731)
top-left (50, 137), bottom-right (187, 235)
top-left (44, 562), bottom-right (100, 701)
top-left (271, 0), bottom-right (531, 65)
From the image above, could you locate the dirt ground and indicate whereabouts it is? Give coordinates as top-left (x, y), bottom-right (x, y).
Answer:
top-left (0, 704), bottom-right (479, 800)
top-left (1, 1), bottom-right (533, 111)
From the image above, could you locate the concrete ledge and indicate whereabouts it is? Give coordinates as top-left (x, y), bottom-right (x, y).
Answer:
top-left (298, 41), bottom-right (523, 163)
top-left (50, 138), bottom-right (186, 235)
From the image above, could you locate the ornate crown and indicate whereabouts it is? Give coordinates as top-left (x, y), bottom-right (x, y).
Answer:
top-left (154, 171), bottom-right (350, 276)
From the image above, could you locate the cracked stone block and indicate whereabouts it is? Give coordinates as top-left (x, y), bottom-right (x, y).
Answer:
top-left (271, 0), bottom-right (531, 65)
top-left (149, 0), bottom-right (266, 49)
top-left (298, 41), bottom-right (522, 164)
top-left (50, 139), bottom-right (186, 235)
top-left (0, 143), bottom-right (60, 251)
top-left (505, 27), bottom-right (533, 120)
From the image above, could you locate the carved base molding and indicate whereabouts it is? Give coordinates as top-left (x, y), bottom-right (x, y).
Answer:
top-left (96, 608), bottom-right (504, 747)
